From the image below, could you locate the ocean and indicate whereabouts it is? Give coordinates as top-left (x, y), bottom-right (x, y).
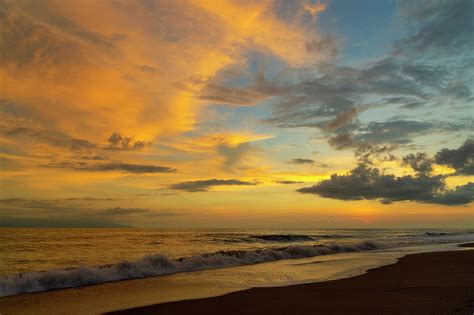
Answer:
top-left (1, 228), bottom-right (473, 297)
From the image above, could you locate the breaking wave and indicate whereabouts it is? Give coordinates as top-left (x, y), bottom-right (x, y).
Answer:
top-left (0, 241), bottom-right (380, 297)
top-left (204, 233), bottom-right (351, 244)
top-left (424, 232), bottom-right (468, 237)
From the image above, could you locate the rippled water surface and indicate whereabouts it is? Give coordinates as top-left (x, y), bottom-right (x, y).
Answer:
top-left (2, 228), bottom-right (473, 275)
top-left (1, 228), bottom-right (473, 296)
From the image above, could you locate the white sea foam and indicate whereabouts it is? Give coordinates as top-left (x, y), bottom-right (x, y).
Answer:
top-left (0, 241), bottom-right (380, 297)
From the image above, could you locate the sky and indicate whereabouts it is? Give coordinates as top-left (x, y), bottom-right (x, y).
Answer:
top-left (0, 0), bottom-right (473, 228)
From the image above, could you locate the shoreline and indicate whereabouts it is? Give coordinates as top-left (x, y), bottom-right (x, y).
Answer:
top-left (0, 243), bottom-right (472, 314)
top-left (109, 243), bottom-right (474, 315)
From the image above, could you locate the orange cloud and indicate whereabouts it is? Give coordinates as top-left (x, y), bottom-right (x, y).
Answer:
top-left (0, 0), bottom-right (332, 204)
top-left (0, 0), bottom-right (336, 216)
top-left (1, 0), bottom-right (330, 147)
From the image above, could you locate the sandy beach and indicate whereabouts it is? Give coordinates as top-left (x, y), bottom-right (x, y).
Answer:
top-left (110, 244), bottom-right (474, 315)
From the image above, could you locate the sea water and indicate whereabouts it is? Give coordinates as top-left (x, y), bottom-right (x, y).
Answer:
top-left (1, 228), bottom-right (473, 297)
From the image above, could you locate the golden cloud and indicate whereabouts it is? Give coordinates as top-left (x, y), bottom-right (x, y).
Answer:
top-left (1, 0), bottom-right (329, 145)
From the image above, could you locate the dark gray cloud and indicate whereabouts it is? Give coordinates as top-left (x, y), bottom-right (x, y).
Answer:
top-left (301, 140), bottom-right (474, 206)
top-left (354, 144), bottom-right (399, 165)
top-left (328, 133), bottom-right (354, 150)
top-left (402, 152), bottom-right (433, 175)
top-left (267, 57), bottom-right (471, 130)
top-left (289, 158), bottom-right (315, 165)
top-left (297, 163), bottom-right (473, 205)
top-left (263, 0), bottom-right (473, 152)
top-left (0, 126), bottom-right (96, 151)
top-left (355, 120), bottom-right (433, 145)
top-left (275, 180), bottom-right (304, 185)
top-left (106, 132), bottom-right (151, 151)
top-left (396, 0), bottom-right (473, 56)
top-left (288, 158), bottom-right (328, 168)
top-left (430, 183), bottom-right (474, 205)
top-left (198, 66), bottom-right (285, 106)
top-left (323, 108), bottom-right (361, 131)
top-left (264, 58), bottom-right (472, 153)
top-left (170, 179), bottom-right (258, 192)
top-left (325, 119), bottom-right (473, 152)
top-left (435, 139), bottom-right (474, 175)
top-left (265, 58), bottom-right (448, 130)
top-left (45, 161), bottom-right (177, 174)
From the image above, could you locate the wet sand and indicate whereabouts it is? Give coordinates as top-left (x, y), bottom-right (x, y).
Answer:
top-left (110, 244), bottom-right (474, 315)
